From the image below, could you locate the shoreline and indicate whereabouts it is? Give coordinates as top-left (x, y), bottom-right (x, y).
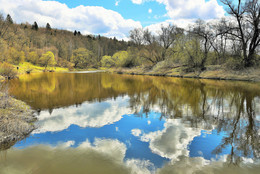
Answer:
top-left (0, 68), bottom-right (260, 82)
top-left (0, 91), bottom-right (36, 150)
top-left (108, 66), bottom-right (260, 83)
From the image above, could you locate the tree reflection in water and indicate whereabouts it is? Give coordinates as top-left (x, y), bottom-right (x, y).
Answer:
top-left (8, 72), bottom-right (260, 164)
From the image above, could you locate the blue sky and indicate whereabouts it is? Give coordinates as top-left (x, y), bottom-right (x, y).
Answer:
top-left (53, 0), bottom-right (169, 26)
top-left (0, 0), bottom-right (227, 39)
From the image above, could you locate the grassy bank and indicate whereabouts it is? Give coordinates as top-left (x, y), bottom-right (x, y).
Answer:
top-left (0, 89), bottom-right (36, 150)
top-left (16, 62), bottom-right (69, 74)
top-left (0, 62), bottom-right (70, 82)
top-left (0, 62), bottom-right (107, 82)
top-left (108, 65), bottom-right (260, 82)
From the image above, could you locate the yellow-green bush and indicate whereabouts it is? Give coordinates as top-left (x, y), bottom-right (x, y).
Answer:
top-left (0, 62), bottom-right (17, 79)
top-left (101, 56), bottom-right (115, 67)
top-left (39, 51), bottom-right (57, 70)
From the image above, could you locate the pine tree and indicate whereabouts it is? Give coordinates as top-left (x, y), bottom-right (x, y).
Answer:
top-left (46, 23), bottom-right (51, 30)
top-left (32, 21), bottom-right (39, 31)
top-left (6, 14), bottom-right (13, 24)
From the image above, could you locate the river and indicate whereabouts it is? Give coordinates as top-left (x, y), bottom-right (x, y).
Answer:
top-left (1, 72), bottom-right (259, 174)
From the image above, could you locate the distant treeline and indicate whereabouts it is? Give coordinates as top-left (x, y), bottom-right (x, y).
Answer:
top-left (0, 13), bottom-right (132, 69)
top-left (0, 0), bottom-right (259, 71)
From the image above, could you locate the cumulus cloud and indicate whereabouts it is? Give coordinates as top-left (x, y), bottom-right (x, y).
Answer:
top-left (133, 0), bottom-right (225, 31)
top-left (133, 0), bottom-right (226, 20)
top-left (0, 138), bottom-right (154, 174)
top-left (33, 97), bottom-right (131, 134)
top-left (0, 0), bottom-right (141, 39)
top-left (156, 0), bottom-right (225, 20)
top-left (135, 119), bottom-right (201, 160)
top-left (157, 155), bottom-right (260, 174)
top-left (148, 8), bottom-right (152, 13)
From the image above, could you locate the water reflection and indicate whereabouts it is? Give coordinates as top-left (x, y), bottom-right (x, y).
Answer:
top-left (5, 72), bottom-right (260, 172)
top-left (132, 119), bottom-right (201, 160)
top-left (1, 139), bottom-right (259, 174)
top-left (0, 139), bottom-right (153, 174)
top-left (33, 97), bottom-right (131, 133)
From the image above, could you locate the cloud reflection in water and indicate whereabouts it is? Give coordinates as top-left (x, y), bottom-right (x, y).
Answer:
top-left (33, 96), bottom-right (131, 134)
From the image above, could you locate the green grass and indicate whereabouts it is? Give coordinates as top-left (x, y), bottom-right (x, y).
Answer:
top-left (17, 62), bottom-right (69, 74)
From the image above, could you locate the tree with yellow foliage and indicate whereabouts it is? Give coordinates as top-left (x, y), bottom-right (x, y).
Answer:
top-left (39, 51), bottom-right (56, 70)
top-left (101, 55), bottom-right (114, 67)
top-left (27, 51), bottom-right (39, 65)
top-left (70, 48), bottom-right (95, 68)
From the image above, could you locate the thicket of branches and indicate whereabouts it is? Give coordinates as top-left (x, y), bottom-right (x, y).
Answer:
top-left (130, 0), bottom-right (260, 70)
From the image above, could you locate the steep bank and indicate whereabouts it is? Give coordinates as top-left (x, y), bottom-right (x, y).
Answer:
top-left (0, 91), bottom-right (36, 150)
top-left (109, 66), bottom-right (260, 82)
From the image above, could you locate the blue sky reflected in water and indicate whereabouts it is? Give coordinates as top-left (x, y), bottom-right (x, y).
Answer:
top-left (14, 96), bottom-right (237, 169)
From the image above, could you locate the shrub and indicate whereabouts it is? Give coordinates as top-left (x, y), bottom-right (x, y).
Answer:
top-left (101, 56), bottom-right (115, 68)
top-left (225, 57), bottom-right (243, 70)
top-left (0, 62), bottom-right (17, 79)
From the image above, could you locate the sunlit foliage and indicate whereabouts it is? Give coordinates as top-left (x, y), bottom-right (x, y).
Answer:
top-left (39, 51), bottom-right (56, 70)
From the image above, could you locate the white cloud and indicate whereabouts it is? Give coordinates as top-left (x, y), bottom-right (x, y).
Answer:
top-left (132, 0), bottom-right (225, 22)
top-left (148, 8), bottom-right (152, 13)
top-left (131, 129), bottom-right (142, 137)
top-left (115, 0), bottom-right (120, 6)
top-left (58, 140), bottom-right (75, 148)
top-left (155, 0), bottom-right (225, 20)
top-left (79, 138), bottom-right (127, 162)
top-left (137, 119), bottom-right (201, 160)
top-left (33, 97), bottom-right (132, 134)
top-left (0, 138), bottom-right (154, 174)
top-left (0, 0), bottom-right (141, 39)
top-left (144, 19), bottom-right (196, 34)
top-left (132, 0), bottom-right (145, 4)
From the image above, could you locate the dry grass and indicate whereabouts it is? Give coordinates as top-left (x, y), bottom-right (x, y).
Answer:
top-left (0, 83), bottom-right (36, 150)
top-left (110, 65), bottom-right (260, 82)
top-left (0, 62), bottom-right (18, 79)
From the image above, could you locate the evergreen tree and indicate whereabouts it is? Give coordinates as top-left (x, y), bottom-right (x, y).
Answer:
top-left (74, 30), bottom-right (77, 36)
top-left (32, 21), bottom-right (39, 31)
top-left (6, 14), bottom-right (13, 24)
top-left (46, 23), bottom-right (51, 30)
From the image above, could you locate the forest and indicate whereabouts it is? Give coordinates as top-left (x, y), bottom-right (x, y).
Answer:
top-left (0, 0), bottom-right (259, 79)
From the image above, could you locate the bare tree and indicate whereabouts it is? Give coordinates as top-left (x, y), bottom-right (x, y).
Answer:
top-left (221, 0), bottom-right (260, 67)
top-left (191, 19), bottom-right (213, 70)
top-left (129, 28), bottom-right (143, 46)
top-left (129, 24), bottom-right (183, 64)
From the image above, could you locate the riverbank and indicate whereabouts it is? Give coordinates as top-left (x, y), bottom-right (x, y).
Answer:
top-left (0, 90), bottom-right (36, 150)
top-left (2, 62), bottom-right (260, 83)
top-left (109, 65), bottom-right (260, 82)
top-left (0, 62), bottom-right (70, 82)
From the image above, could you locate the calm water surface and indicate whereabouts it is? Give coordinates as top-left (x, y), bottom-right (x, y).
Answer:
top-left (1, 72), bottom-right (260, 174)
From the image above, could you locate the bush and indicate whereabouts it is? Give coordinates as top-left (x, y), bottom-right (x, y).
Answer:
top-left (0, 62), bottom-right (17, 79)
top-left (101, 56), bottom-right (115, 67)
top-left (225, 57), bottom-right (243, 70)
